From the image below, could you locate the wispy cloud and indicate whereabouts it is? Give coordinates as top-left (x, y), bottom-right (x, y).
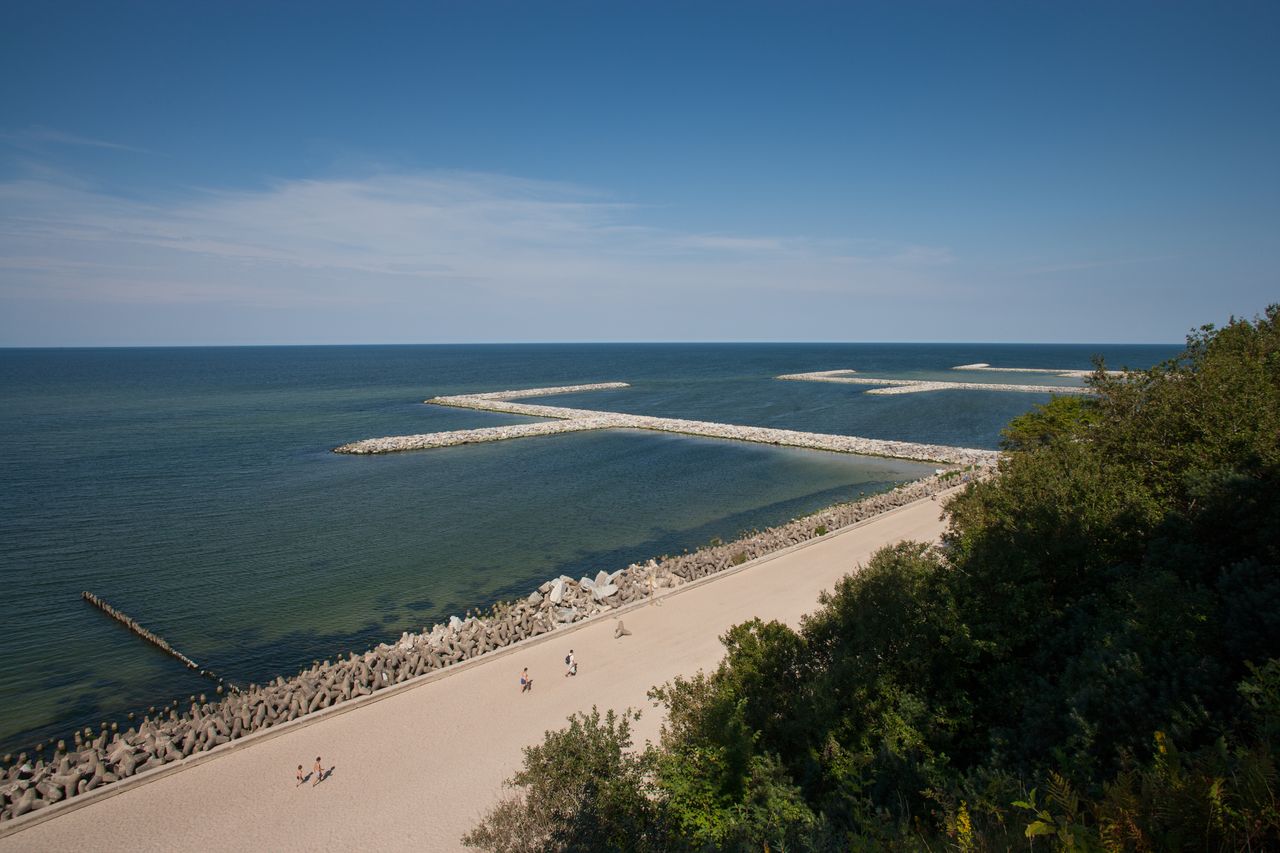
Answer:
top-left (0, 168), bottom-right (972, 343)
top-left (0, 170), bottom-right (953, 308)
top-left (1, 125), bottom-right (152, 154)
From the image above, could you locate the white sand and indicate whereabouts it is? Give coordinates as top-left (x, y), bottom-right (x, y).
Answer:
top-left (2, 492), bottom-right (953, 852)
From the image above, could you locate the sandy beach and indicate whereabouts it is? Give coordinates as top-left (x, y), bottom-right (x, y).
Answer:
top-left (1, 491), bottom-right (953, 852)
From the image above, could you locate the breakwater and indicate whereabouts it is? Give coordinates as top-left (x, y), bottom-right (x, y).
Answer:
top-left (466, 381), bottom-right (631, 399)
top-left (777, 369), bottom-right (1093, 396)
top-left (81, 593), bottom-right (235, 692)
top-left (335, 417), bottom-right (614, 454)
top-left (0, 470), bottom-right (974, 824)
top-left (336, 383), bottom-right (998, 466)
top-left (952, 363), bottom-right (1094, 377)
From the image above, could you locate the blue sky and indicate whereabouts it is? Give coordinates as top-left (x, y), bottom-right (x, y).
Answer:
top-left (1, 1), bottom-right (1276, 345)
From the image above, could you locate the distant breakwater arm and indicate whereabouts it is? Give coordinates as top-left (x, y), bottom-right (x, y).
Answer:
top-left (950, 363), bottom-right (1126, 378)
top-left (334, 418), bottom-right (615, 454)
top-left (951, 363), bottom-right (1093, 377)
top-left (334, 382), bottom-right (999, 466)
top-left (466, 382), bottom-right (630, 400)
top-left (777, 369), bottom-right (1094, 396)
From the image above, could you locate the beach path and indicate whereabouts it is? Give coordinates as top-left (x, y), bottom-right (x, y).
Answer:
top-left (2, 492), bottom-right (953, 852)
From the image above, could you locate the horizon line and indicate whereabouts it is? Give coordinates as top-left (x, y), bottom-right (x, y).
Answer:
top-left (0, 339), bottom-right (1184, 350)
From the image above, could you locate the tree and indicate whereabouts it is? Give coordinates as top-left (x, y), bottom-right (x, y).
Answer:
top-left (463, 707), bottom-right (664, 852)
top-left (467, 307), bottom-right (1280, 851)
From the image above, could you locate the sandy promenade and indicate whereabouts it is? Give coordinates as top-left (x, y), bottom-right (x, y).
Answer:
top-left (2, 492), bottom-right (953, 852)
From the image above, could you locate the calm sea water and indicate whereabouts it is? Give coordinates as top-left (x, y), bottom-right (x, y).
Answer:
top-left (0, 343), bottom-right (1177, 752)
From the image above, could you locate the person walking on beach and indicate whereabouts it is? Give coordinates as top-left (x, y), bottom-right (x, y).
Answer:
top-left (564, 649), bottom-right (577, 677)
top-left (296, 764), bottom-right (305, 787)
top-left (520, 667), bottom-right (532, 692)
top-left (312, 756), bottom-right (323, 787)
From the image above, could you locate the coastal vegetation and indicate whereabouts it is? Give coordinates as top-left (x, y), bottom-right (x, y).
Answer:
top-left (465, 307), bottom-right (1280, 851)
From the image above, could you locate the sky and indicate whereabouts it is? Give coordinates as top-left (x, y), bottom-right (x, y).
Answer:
top-left (1, 1), bottom-right (1276, 346)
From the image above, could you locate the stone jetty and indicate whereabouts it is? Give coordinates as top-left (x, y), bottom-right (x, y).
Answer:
top-left (81, 593), bottom-right (235, 692)
top-left (335, 383), bottom-right (998, 466)
top-left (335, 417), bottom-right (614, 454)
top-left (464, 381), bottom-right (630, 400)
top-left (0, 470), bottom-right (978, 824)
top-left (777, 369), bottom-right (1093, 396)
top-left (952, 363), bottom-right (1095, 377)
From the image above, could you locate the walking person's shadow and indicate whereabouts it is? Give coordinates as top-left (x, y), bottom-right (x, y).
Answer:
top-left (319, 766), bottom-right (336, 783)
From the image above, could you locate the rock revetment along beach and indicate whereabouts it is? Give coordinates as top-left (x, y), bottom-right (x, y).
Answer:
top-left (777, 369), bottom-right (1094, 396)
top-left (0, 469), bottom-right (978, 827)
top-left (335, 382), bottom-right (1000, 465)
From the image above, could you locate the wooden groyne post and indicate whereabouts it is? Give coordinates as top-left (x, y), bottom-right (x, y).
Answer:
top-left (82, 592), bottom-right (238, 693)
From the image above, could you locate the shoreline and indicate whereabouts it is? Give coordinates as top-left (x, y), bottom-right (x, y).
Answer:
top-left (0, 469), bottom-right (979, 834)
top-left (0, 480), bottom-right (964, 850)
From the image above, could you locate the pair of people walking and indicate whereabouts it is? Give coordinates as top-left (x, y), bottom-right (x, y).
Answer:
top-left (295, 756), bottom-right (324, 787)
top-left (517, 649), bottom-right (578, 694)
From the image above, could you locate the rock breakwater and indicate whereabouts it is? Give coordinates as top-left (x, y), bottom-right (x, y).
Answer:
top-left (335, 417), bottom-right (614, 454)
top-left (335, 383), bottom-right (998, 466)
top-left (778, 369), bottom-right (1093, 396)
top-left (0, 470), bottom-right (976, 825)
top-left (952, 363), bottom-right (1095, 377)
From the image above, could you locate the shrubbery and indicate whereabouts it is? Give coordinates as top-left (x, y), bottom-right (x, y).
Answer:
top-left (467, 307), bottom-right (1280, 851)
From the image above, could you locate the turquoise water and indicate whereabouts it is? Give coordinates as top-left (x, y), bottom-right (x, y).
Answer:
top-left (0, 343), bottom-right (1177, 752)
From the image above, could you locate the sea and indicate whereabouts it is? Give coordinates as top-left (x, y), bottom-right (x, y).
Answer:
top-left (0, 342), bottom-right (1179, 753)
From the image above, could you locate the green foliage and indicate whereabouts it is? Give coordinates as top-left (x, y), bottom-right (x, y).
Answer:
top-left (462, 707), bottom-right (664, 852)
top-left (1001, 394), bottom-right (1101, 452)
top-left (1014, 774), bottom-right (1099, 851)
top-left (1091, 663), bottom-right (1280, 850)
top-left (814, 524), bottom-right (828, 536)
top-left (731, 551), bottom-right (747, 566)
top-left (468, 307), bottom-right (1280, 851)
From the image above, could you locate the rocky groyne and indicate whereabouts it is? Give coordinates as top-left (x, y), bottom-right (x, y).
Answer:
top-left (0, 470), bottom-right (977, 824)
top-left (465, 381), bottom-right (631, 400)
top-left (81, 593), bottom-right (235, 692)
top-left (777, 369), bottom-right (1093, 396)
top-left (335, 383), bottom-right (998, 466)
top-left (335, 417), bottom-right (614, 454)
top-left (951, 363), bottom-right (1094, 377)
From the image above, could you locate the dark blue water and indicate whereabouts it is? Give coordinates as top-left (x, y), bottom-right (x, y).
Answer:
top-left (0, 343), bottom-right (1177, 752)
